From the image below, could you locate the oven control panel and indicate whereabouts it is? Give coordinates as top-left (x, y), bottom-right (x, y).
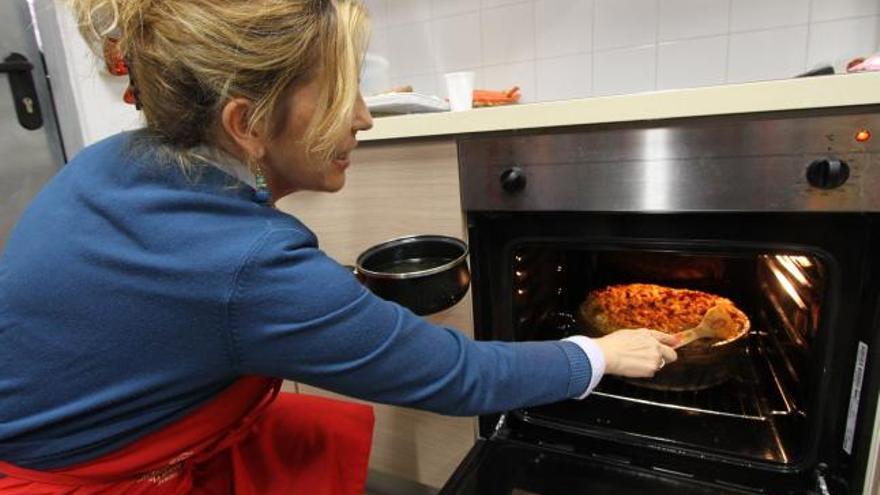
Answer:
top-left (459, 110), bottom-right (880, 212)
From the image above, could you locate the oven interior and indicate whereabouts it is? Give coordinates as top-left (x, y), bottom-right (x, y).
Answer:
top-left (509, 245), bottom-right (828, 468)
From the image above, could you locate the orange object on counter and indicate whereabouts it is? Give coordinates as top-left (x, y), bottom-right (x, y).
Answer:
top-left (473, 86), bottom-right (521, 107)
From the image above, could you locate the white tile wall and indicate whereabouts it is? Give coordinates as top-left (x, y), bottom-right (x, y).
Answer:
top-left (657, 36), bottom-right (728, 90)
top-left (430, 0), bottom-right (477, 18)
top-left (367, 28), bottom-right (388, 59)
top-left (730, 0), bottom-right (810, 32)
top-left (385, 22), bottom-right (434, 77)
top-left (431, 13), bottom-right (482, 73)
top-left (363, 0), bottom-right (880, 103)
top-left (536, 0), bottom-right (592, 58)
top-left (658, 0), bottom-right (730, 41)
top-left (384, 0), bottom-right (431, 26)
top-left (594, 0), bottom-right (658, 50)
top-left (537, 53), bottom-right (592, 101)
top-left (728, 26), bottom-right (808, 83)
top-left (481, 2), bottom-right (536, 65)
top-left (811, 0), bottom-right (880, 23)
top-left (482, 0), bottom-right (528, 7)
top-left (594, 45), bottom-right (657, 96)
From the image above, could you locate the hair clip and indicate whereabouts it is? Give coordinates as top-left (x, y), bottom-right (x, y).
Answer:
top-left (123, 58), bottom-right (142, 110)
top-left (103, 38), bottom-right (128, 76)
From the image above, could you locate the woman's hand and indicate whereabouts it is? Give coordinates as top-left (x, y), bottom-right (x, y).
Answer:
top-left (594, 329), bottom-right (678, 378)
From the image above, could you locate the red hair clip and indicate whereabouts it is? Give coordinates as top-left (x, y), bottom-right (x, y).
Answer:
top-left (103, 37), bottom-right (128, 76)
top-left (103, 37), bottom-right (141, 109)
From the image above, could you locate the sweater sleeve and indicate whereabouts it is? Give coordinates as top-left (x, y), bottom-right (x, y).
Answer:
top-left (228, 228), bottom-right (593, 416)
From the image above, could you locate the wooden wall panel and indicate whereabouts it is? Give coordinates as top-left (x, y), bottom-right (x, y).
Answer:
top-left (275, 139), bottom-right (476, 488)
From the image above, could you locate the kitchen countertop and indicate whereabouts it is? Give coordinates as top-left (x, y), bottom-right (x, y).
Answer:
top-left (359, 73), bottom-right (880, 142)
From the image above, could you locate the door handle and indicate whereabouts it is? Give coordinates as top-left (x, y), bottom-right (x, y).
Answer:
top-left (1, 53), bottom-right (43, 130)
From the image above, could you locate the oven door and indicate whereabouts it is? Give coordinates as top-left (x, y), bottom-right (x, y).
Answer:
top-left (440, 438), bottom-right (760, 495)
top-left (445, 211), bottom-right (880, 495)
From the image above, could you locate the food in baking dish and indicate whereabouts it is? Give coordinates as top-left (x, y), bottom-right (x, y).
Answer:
top-left (580, 283), bottom-right (747, 340)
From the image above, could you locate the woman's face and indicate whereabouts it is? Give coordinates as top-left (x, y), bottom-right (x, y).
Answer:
top-left (263, 77), bottom-right (373, 198)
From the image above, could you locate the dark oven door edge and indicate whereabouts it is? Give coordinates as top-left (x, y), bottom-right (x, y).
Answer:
top-left (437, 436), bottom-right (823, 495)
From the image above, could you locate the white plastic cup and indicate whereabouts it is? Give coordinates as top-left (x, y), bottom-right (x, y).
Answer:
top-left (444, 71), bottom-right (475, 112)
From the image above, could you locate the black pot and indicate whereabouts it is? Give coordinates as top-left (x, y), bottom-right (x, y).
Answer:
top-left (351, 235), bottom-right (470, 316)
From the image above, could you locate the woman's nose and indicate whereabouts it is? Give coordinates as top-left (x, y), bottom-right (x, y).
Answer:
top-left (353, 92), bottom-right (373, 133)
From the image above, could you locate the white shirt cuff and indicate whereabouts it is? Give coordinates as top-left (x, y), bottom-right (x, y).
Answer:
top-left (562, 335), bottom-right (606, 399)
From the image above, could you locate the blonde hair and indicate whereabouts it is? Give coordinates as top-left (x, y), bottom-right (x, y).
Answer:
top-left (68, 0), bottom-right (370, 166)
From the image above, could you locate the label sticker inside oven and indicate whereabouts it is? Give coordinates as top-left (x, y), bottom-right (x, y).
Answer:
top-left (843, 341), bottom-right (869, 455)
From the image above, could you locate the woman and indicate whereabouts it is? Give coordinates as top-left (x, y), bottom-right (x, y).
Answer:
top-left (0, 0), bottom-right (677, 493)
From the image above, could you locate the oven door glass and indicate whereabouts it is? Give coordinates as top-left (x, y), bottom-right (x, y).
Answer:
top-left (510, 245), bottom-right (826, 466)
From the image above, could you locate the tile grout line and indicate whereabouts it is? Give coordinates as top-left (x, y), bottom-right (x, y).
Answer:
top-left (804, 0), bottom-right (814, 71)
top-left (724, 0), bottom-right (733, 83)
top-left (526, 0), bottom-right (536, 100)
top-left (653, 0), bottom-right (660, 91)
top-left (590, 0), bottom-right (597, 96)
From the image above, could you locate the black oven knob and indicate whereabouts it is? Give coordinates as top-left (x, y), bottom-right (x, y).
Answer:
top-left (806, 159), bottom-right (850, 189)
top-left (500, 166), bottom-right (527, 193)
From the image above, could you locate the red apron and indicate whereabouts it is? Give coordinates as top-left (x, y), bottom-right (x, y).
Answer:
top-left (0, 377), bottom-right (374, 494)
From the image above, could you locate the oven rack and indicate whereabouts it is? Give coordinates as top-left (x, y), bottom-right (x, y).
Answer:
top-left (534, 308), bottom-right (800, 422)
top-left (589, 329), bottom-right (798, 422)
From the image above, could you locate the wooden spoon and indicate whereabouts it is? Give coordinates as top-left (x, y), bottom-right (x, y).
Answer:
top-left (671, 305), bottom-right (739, 350)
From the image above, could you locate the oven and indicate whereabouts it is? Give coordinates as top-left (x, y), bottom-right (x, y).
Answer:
top-left (439, 107), bottom-right (880, 494)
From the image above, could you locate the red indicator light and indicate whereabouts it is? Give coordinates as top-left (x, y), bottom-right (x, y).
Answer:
top-left (855, 129), bottom-right (871, 143)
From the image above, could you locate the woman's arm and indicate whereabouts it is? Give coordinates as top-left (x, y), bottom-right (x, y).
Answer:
top-left (228, 228), bottom-right (594, 416)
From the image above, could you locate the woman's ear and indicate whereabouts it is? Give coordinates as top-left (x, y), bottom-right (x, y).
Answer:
top-left (220, 98), bottom-right (265, 161)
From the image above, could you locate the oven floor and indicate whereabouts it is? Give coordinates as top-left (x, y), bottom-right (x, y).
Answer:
top-left (440, 440), bottom-right (754, 495)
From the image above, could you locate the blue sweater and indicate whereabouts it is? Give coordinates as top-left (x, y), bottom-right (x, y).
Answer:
top-left (0, 132), bottom-right (591, 469)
